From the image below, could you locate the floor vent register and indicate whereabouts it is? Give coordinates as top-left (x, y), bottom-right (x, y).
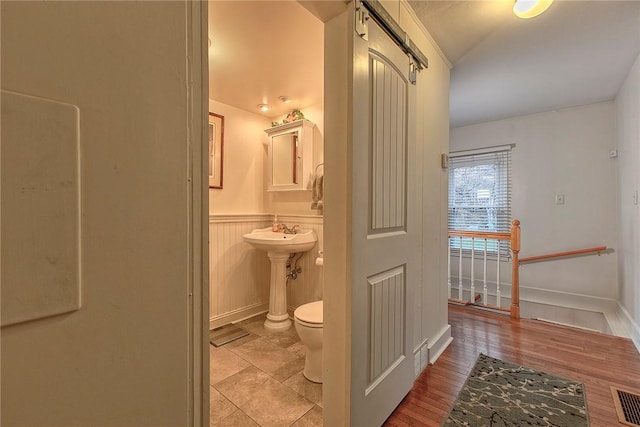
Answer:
top-left (612, 386), bottom-right (640, 426)
top-left (210, 323), bottom-right (249, 347)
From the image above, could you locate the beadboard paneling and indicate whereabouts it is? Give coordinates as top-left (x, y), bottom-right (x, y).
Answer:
top-left (278, 215), bottom-right (324, 312)
top-left (210, 215), bottom-right (271, 328)
top-left (209, 214), bottom-right (323, 328)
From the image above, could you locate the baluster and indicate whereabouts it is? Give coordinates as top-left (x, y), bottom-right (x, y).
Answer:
top-left (447, 235), bottom-right (451, 299)
top-left (496, 242), bottom-right (501, 307)
top-left (458, 236), bottom-right (463, 300)
top-left (483, 238), bottom-right (488, 305)
top-left (511, 220), bottom-right (521, 319)
top-left (470, 237), bottom-right (475, 303)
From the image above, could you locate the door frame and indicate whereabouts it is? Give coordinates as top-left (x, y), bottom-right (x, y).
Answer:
top-left (189, 0), bottom-right (210, 425)
top-left (197, 2), bottom-right (352, 426)
top-left (322, 6), bottom-right (353, 426)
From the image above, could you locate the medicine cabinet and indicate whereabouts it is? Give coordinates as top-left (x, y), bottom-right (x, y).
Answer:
top-left (265, 119), bottom-right (315, 191)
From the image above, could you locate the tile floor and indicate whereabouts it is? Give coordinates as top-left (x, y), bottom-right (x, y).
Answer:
top-left (210, 313), bottom-right (323, 427)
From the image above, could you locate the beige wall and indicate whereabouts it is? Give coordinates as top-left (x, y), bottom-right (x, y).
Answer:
top-left (209, 99), bottom-right (324, 217)
top-left (1, 2), bottom-right (204, 426)
top-left (209, 100), bottom-right (270, 214)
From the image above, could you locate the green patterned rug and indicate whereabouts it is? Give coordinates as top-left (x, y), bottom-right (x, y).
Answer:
top-left (443, 353), bottom-right (589, 426)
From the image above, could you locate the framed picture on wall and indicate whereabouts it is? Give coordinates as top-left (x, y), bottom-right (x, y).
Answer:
top-left (209, 112), bottom-right (224, 189)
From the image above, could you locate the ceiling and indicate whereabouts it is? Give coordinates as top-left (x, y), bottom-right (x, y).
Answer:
top-left (409, 0), bottom-right (640, 127)
top-left (209, 1), bottom-right (640, 128)
top-left (208, 1), bottom-right (323, 119)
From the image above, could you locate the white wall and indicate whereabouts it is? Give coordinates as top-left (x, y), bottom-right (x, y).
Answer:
top-left (396, 0), bottom-right (452, 366)
top-left (451, 102), bottom-right (619, 301)
top-left (616, 51), bottom-right (640, 346)
top-left (1, 2), bottom-right (203, 426)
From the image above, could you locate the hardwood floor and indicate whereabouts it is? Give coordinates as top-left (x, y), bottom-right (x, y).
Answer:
top-left (385, 305), bottom-right (640, 426)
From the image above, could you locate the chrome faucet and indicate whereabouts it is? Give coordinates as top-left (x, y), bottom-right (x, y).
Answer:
top-left (280, 223), bottom-right (299, 234)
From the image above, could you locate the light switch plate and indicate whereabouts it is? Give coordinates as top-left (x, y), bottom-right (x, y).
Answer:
top-left (555, 194), bottom-right (565, 205)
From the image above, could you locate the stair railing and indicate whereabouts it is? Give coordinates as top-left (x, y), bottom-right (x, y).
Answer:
top-left (448, 220), bottom-right (521, 319)
top-left (518, 245), bottom-right (606, 264)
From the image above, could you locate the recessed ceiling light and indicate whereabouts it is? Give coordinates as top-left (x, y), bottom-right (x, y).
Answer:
top-left (257, 104), bottom-right (271, 112)
top-left (278, 96), bottom-right (293, 104)
top-left (513, 0), bottom-right (553, 19)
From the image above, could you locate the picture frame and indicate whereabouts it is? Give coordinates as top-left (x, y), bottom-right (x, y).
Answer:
top-left (208, 112), bottom-right (224, 189)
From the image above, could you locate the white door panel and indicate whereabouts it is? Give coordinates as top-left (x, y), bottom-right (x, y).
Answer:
top-left (351, 10), bottom-right (420, 426)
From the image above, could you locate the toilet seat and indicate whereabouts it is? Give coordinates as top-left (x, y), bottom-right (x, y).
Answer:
top-left (294, 300), bottom-right (323, 328)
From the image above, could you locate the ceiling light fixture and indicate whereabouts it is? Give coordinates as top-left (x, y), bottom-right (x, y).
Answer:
top-left (257, 104), bottom-right (271, 112)
top-left (278, 96), bottom-right (293, 104)
top-left (513, 0), bottom-right (553, 19)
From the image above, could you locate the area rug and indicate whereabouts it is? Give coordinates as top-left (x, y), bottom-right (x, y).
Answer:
top-left (443, 353), bottom-right (589, 426)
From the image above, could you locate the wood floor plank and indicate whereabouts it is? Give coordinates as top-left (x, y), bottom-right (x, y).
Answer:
top-left (384, 305), bottom-right (640, 426)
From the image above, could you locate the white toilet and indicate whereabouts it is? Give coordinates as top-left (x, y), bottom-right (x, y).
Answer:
top-left (294, 300), bottom-right (323, 383)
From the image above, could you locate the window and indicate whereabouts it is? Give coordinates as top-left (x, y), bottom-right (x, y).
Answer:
top-left (448, 147), bottom-right (512, 253)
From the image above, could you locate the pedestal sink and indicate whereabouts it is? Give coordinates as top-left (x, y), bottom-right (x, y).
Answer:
top-left (243, 227), bottom-right (317, 332)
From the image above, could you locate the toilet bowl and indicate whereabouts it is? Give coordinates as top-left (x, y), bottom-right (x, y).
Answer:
top-left (294, 300), bottom-right (323, 383)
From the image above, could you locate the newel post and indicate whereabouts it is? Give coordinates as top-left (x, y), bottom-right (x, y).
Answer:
top-left (510, 220), bottom-right (521, 319)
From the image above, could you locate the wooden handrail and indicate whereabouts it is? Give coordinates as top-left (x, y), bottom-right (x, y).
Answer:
top-left (519, 246), bottom-right (607, 264)
top-left (448, 229), bottom-right (512, 241)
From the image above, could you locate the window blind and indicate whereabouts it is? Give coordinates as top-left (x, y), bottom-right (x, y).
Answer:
top-left (448, 147), bottom-right (512, 253)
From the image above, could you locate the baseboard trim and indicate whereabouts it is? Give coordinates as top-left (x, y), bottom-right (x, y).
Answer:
top-left (449, 278), bottom-right (618, 313)
top-left (519, 286), bottom-right (618, 313)
top-left (617, 303), bottom-right (640, 354)
top-left (210, 303), bottom-right (268, 330)
top-left (428, 324), bottom-right (452, 365)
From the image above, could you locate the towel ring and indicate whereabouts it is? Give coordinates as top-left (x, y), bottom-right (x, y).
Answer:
top-left (314, 163), bottom-right (324, 173)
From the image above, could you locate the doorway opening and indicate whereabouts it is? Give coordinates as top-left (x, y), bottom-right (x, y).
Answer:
top-left (207, 1), bottom-right (326, 425)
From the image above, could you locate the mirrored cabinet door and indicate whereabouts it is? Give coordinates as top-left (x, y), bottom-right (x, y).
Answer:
top-left (265, 119), bottom-right (314, 191)
top-left (271, 132), bottom-right (298, 186)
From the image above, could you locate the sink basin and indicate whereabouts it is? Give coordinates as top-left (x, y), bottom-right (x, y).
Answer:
top-left (243, 227), bottom-right (317, 253)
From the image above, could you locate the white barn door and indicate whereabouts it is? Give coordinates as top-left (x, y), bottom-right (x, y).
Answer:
top-left (351, 10), bottom-right (421, 426)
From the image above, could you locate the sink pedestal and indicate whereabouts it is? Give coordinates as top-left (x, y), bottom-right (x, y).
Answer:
top-left (264, 251), bottom-right (292, 332)
top-left (242, 227), bottom-right (317, 333)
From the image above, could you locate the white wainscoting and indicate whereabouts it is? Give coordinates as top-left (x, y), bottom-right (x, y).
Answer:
top-left (209, 214), bottom-right (324, 329)
top-left (278, 215), bottom-right (324, 315)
